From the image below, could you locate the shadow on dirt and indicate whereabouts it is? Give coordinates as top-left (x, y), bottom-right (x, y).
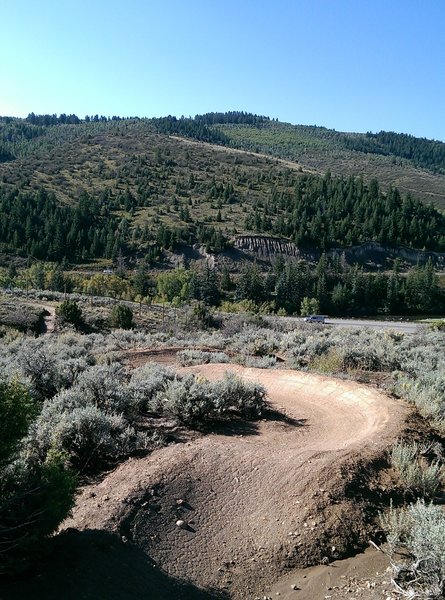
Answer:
top-left (264, 408), bottom-right (307, 428)
top-left (0, 529), bottom-right (227, 600)
top-left (199, 410), bottom-right (307, 437)
top-left (204, 418), bottom-right (261, 437)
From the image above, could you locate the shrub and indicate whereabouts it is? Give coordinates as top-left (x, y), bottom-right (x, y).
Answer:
top-left (75, 363), bottom-right (131, 415)
top-left (0, 380), bottom-right (36, 465)
top-left (158, 372), bottom-right (267, 425)
top-left (0, 303), bottom-right (45, 334)
top-left (0, 380), bottom-right (75, 575)
top-left (235, 354), bottom-right (277, 369)
top-left (158, 375), bottom-right (214, 424)
top-left (309, 348), bottom-right (344, 374)
top-left (56, 300), bottom-right (83, 328)
top-left (13, 337), bottom-right (96, 400)
top-left (27, 402), bottom-right (141, 472)
top-left (0, 450), bottom-right (76, 575)
top-left (380, 500), bottom-right (445, 598)
top-left (110, 304), bottom-right (133, 329)
top-left (176, 349), bottom-right (229, 366)
top-left (128, 363), bottom-right (176, 412)
top-left (390, 442), bottom-right (443, 499)
top-left (213, 372), bottom-right (267, 419)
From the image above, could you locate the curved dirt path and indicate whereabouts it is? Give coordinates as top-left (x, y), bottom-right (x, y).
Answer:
top-left (64, 365), bottom-right (408, 598)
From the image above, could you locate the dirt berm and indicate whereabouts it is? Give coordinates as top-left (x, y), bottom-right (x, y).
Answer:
top-left (59, 365), bottom-right (409, 599)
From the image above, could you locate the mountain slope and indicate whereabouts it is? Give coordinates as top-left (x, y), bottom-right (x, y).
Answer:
top-left (1, 114), bottom-right (445, 264)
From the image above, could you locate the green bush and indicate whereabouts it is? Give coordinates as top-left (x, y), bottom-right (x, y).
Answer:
top-left (0, 380), bottom-right (75, 575)
top-left (0, 380), bottom-right (36, 465)
top-left (0, 449), bottom-right (76, 575)
top-left (110, 304), bottom-right (133, 329)
top-left (56, 300), bottom-right (83, 327)
top-left (27, 401), bottom-right (144, 472)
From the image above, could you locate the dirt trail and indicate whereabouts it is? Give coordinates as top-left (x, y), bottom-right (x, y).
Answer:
top-left (42, 304), bottom-right (56, 334)
top-left (63, 365), bottom-right (408, 599)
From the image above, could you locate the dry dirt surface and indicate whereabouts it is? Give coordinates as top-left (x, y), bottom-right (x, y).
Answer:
top-left (56, 364), bottom-right (409, 599)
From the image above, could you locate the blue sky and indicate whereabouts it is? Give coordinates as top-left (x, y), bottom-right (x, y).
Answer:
top-left (2, 0), bottom-right (444, 140)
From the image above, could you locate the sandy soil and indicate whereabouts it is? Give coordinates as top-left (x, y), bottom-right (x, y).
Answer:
top-left (58, 364), bottom-right (408, 599)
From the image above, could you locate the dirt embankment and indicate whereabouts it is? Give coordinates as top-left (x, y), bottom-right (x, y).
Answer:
top-left (60, 364), bottom-right (409, 599)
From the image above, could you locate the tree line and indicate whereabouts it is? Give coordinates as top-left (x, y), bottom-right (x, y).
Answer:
top-left (341, 130), bottom-right (445, 174)
top-left (11, 254), bottom-right (440, 317)
top-left (244, 172), bottom-right (445, 251)
top-left (25, 113), bottom-right (127, 126)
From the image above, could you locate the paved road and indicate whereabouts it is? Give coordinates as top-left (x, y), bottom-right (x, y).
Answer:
top-left (320, 317), bottom-right (420, 334)
top-left (265, 315), bottom-right (423, 334)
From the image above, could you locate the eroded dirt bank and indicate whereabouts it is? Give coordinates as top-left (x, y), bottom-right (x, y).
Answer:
top-left (61, 365), bottom-right (409, 599)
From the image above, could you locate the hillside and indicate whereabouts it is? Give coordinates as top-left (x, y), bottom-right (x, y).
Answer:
top-left (155, 113), bottom-right (445, 206)
top-left (1, 113), bottom-right (445, 267)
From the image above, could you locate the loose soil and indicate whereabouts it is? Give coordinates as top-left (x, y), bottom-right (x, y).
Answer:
top-left (2, 360), bottom-right (410, 599)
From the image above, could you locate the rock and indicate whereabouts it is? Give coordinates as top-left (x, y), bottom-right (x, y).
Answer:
top-left (176, 519), bottom-right (185, 528)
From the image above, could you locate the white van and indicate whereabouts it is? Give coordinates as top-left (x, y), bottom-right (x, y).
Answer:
top-left (304, 315), bottom-right (326, 324)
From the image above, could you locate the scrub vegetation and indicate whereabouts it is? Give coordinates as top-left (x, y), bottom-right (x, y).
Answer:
top-left (1, 109), bottom-right (445, 596)
top-left (1, 297), bottom-right (444, 590)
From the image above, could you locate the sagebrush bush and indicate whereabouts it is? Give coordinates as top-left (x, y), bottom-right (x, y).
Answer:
top-left (158, 372), bottom-right (267, 425)
top-left (159, 375), bottom-right (215, 424)
top-left (289, 328), bottom-right (401, 372)
top-left (308, 348), bottom-right (344, 374)
top-left (390, 441), bottom-right (443, 498)
top-left (0, 377), bottom-right (76, 575)
top-left (0, 335), bottom-right (96, 400)
top-left (75, 363), bottom-right (131, 415)
top-left (24, 362), bottom-right (176, 473)
top-left (380, 500), bottom-right (445, 598)
top-left (212, 372), bottom-right (267, 419)
top-left (237, 354), bottom-right (277, 369)
top-left (392, 369), bottom-right (445, 431)
top-left (177, 349), bottom-right (229, 366)
top-left (128, 363), bottom-right (176, 412)
top-left (228, 325), bottom-right (280, 357)
top-left (27, 403), bottom-right (141, 472)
